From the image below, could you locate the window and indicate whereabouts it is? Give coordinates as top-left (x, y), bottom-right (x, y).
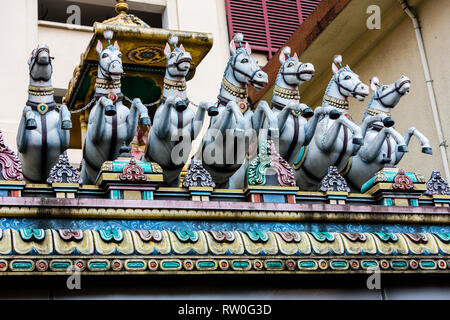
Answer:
top-left (225, 0), bottom-right (322, 58)
top-left (38, 0), bottom-right (162, 28)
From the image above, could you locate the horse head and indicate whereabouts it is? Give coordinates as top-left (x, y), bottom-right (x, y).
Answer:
top-left (96, 33), bottom-right (123, 81)
top-left (278, 46), bottom-right (315, 86)
top-left (330, 55), bottom-right (369, 102)
top-left (164, 35), bottom-right (192, 79)
top-left (369, 75), bottom-right (411, 112)
top-left (28, 44), bottom-right (54, 82)
top-left (227, 33), bottom-right (268, 91)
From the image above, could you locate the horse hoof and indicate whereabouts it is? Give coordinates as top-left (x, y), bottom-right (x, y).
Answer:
top-left (208, 106), bottom-right (219, 116)
top-left (301, 107), bottom-right (314, 118)
top-left (329, 109), bottom-right (341, 120)
top-left (422, 147), bottom-right (432, 155)
top-left (105, 105), bottom-right (116, 116)
top-left (175, 101), bottom-right (188, 112)
top-left (140, 117), bottom-right (151, 126)
top-left (398, 145), bottom-right (409, 152)
top-left (25, 119), bottom-right (37, 130)
top-left (352, 138), bottom-right (363, 145)
top-left (383, 116), bottom-right (395, 128)
top-left (61, 120), bottom-right (72, 130)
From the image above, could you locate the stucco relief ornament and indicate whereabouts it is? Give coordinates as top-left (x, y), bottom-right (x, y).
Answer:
top-left (424, 171), bottom-right (450, 195)
top-left (319, 166), bottom-right (350, 192)
top-left (46, 154), bottom-right (82, 184)
top-left (182, 159), bottom-right (216, 188)
top-left (392, 169), bottom-right (415, 191)
top-left (0, 131), bottom-right (23, 181)
top-left (247, 140), bottom-right (296, 187)
top-left (119, 157), bottom-right (147, 181)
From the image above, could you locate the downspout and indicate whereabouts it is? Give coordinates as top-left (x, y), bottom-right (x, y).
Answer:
top-left (398, 0), bottom-right (449, 181)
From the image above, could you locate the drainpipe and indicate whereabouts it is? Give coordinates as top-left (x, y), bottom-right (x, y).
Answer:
top-left (398, 0), bottom-right (449, 181)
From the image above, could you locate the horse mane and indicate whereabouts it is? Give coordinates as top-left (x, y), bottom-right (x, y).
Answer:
top-left (322, 66), bottom-right (354, 105)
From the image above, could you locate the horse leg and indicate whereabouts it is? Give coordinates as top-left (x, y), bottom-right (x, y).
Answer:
top-left (338, 116), bottom-right (364, 155)
top-left (152, 98), bottom-right (174, 140)
top-left (23, 106), bottom-right (37, 130)
top-left (319, 118), bottom-right (344, 153)
top-left (360, 114), bottom-right (395, 139)
top-left (304, 106), bottom-right (340, 145)
top-left (192, 101), bottom-right (210, 139)
top-left (253, 100), bottom-right (279, 140)
top-left (16, 106), bottom-right (34, 153)
top-left (90, 97), bottom-right (111, 145)
top-left (358, 128), bottom-right (391, 163)
top-left (406, 127), bottom-right (432, 154)
top-left (60, 104), bottom-right (72, 130)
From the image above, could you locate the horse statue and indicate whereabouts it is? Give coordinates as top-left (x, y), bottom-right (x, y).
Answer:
top-left (291, 55), bottom-right (369, 190)
top-left (81, 31), bottom-right (150, 184)
top-left (144, 36), bottom-right (214, 186)
top-left (201, 33), bottom-right (270, 188)
top-left (345, 76), bottom-right (432, 190)
top-left (17, 44), bottom-right (72, 183)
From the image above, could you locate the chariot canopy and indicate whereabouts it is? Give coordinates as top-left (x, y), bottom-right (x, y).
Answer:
top-left (64, 0), bottom-right (213, 149)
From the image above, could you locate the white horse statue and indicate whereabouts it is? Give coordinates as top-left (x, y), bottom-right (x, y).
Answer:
top-left (17, 44), bottom-right (72, 183)
top-left (81, 32), bottom-right (150, 184)
top-left (345, 76), bottom-right (432, 190)
top-left (144, 36), bottom-right (213, 186)
top-left (201, 33), bottom-right (270, 188)
top-left (292, 55), bottom-right (369, 190)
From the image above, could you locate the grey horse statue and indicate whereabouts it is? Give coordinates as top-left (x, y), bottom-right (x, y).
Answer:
top-left (17, 44), bottom-right (72, 183)
top-left (81, 32), bottom-right (150, 184)
top-left (291, 55), bottom-right (369, 190)
top-left (201, 33), bottom-right (270, 188)
top-left (345, 75), bottom-right (432, 190)
top-left (144, 36), bottom-right (213, 186)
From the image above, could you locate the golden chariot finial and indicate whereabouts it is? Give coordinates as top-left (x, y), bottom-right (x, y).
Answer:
top-left (115, 0), bottom-right (129, 14)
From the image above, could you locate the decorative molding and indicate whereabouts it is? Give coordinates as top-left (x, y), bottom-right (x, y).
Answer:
top-left (182, 159), bottom-right (215, 188)
top-left (46, 154), bottom-right (82, 184)
top-left (425, 171), bottom-right (450, 195)
top-left (119, 157), bottom-right (147, 182)
top-left (392, 169), bottom-right (415, 191)
top-left (319, 166), bottom-right (350, 192)
top-left (247, 140), bottom-right (296, 187)
top-left (0, 131), bottom-right (23, 181)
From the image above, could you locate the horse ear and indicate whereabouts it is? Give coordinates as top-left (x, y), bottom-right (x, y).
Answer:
top-left (245, 42), bottom-right (252, 54)
top-left (370, 77), bottom-right (380, 91)
top-left (96, 40), bottom-right (103, 54)
top-left (332, 62), bottom-right (339, 74)
top-left (279, 52), bottom-right (286, 63)
top-left (179, 44), bottom-right (186, 53)
top-left (229, 40), bottom-right (237, 54)
top-left (113, 40), bottom-right (120, 51)
top-left (293, 52), bottom-right (299, 61)
top-left (164, 43), bottom-right (171, 56)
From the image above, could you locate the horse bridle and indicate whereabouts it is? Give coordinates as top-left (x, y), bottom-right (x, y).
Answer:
top-left (230, 50), bottom-right (262, 87)
top-left (98, 48), bottom-right (123, 79)
top-left (29, 47), bottom-right (54, 81)
top-left (334, 70), bottom-right (364, 99)
top-left (373, 79), bottom-right (411, 108)
top-left (166, 50), bottom-right (192, 78)
top-left (280, 59), bottom-right (309, 84)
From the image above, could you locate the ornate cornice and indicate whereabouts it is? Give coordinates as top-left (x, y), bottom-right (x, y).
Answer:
top-left (46, 154), bottom-right (82, 184)
top-left (319, 166), bottom-right (350, 192)
top-left (425, 171), bottom-right (450, 195)
top-left (0, 131), bottom-right (23, 181)
top-left (182, 159), bottom-right (215, 188)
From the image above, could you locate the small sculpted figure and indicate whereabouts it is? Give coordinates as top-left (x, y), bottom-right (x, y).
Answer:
top-left (291, 55), bottom-right (369, 190)
top-left (144, 36), bottom-right (213, 186)
top-left (17, 44), bottom-right (72, 183)
top-left (202, 33), bottom-right (270, 189)
top-left (345, 76), bottom-right (432, 190)
top-left (81, 31), bottom-right (150, 184)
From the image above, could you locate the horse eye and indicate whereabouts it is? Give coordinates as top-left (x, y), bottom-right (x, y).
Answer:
top-left (170, 53), bottom-right (175, 59)
top-left (241, 58), bottom-right (249, 63)
top-left (102, 53), bottom-right (109, 58)
top-left (344, 75), bottom-right (351, 80)
top-left (382, 86), bottom-right (387, 91)
top-left (287, 62), bottom-right (294, 67)
top-left (118, 53), bottom-right (122, 58)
